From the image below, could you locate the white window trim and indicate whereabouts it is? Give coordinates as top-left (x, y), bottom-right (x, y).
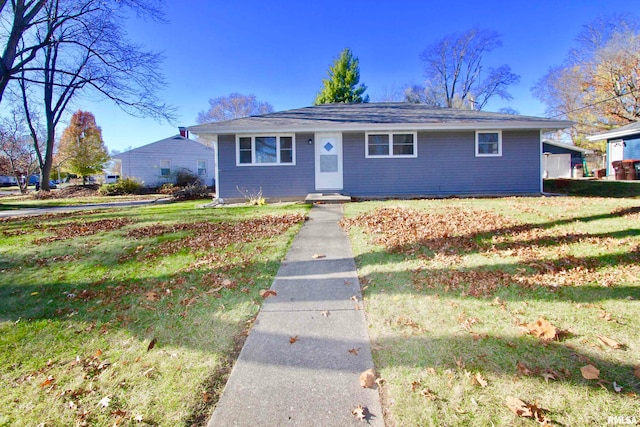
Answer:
top-left (197, 160), bottom-right (207, 175)
top-left (365, 131), bottom-right (418, 158)
top-left (159, 159), bottom-right (171, 176)
top-left (475, 130), bottom-right (502, 157)
top-left (236, 134), bottom-right (296, 166)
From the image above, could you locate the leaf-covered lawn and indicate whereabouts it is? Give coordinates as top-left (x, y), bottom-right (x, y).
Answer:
top-left (0, 201), bottom-right (309, 427)
top-left (343, 197), bottom-right (640, 427)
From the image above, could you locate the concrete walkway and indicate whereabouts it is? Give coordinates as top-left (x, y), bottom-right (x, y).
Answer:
top-left (207, 204), bottom-right (384, 427)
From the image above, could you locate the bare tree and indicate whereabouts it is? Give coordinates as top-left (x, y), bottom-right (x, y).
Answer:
top-left (0, 0), bottom-right (48, 104)
top-left (533, 14), bottom-right (640, 144)
top-left (197, 93), bottom-right (274, 124)
top-left (18, 0), bottom-right (172, 190)
top-left (0, 108), bottom-right (40, 193)
top-left (418, 28), bottom-right (520, 110)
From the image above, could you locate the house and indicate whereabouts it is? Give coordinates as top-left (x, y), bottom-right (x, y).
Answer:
top-left (112, 128), bottom-right (215, 188)
top-left (542, 140), bottom-right (593, 178)
top-left (587, 121), bottom-right (640, 177)
top-left (188, 103), bottom-right (571, 202)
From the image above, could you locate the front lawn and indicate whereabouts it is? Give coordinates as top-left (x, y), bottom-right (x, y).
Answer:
top-left (0, 201), bottom-right (309, 426)
top-left (343, 197), bottom-right (640, 426)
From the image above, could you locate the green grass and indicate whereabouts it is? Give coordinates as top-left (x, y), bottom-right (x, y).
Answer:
top-left (544, 178), bottom-right (640, 198)
top-left (343, 197), bottom-right (640, 427)
top-left (0, 200), bottom-right (310, 426)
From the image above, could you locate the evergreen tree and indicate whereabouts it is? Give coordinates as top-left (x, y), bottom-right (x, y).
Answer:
top-left (58, 111), bottom-right (109, 184)
top-left (314, 48), bottom-right (369, 105)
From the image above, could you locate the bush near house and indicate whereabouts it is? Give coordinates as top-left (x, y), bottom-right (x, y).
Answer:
top-left (98, 177), bottom-right (142, 196)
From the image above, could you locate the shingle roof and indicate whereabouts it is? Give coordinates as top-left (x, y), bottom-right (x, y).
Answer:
top-left (112, 135), bottom-right (212, 157)
top-left (586, 121), bottom-right (640, 141)
top-left (188, 102), bottom-right (571, 135)
top-left (542, 139), bottom-right (593, 154)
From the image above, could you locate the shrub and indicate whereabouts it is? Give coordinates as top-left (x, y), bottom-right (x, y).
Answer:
top-left (172, 183), bottom-right (210, 200)
top-left (175, 168), bottom-right (200, 187)
top-left (98, 177), bottom-right (142, 195)
top-left (237, 186), bottom-right (266, 206)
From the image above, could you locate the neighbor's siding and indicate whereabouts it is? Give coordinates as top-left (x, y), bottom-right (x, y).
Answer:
top-left (623, 135), bottom-right (640, 159)
top-left (217, 133), bottom-right (315, 200)
top-left (343, 130), bottom-right (541, 196)
top-left (542, 143), bottom-right (584, 167)
top-left (117, 138), bottom-right (215, 187)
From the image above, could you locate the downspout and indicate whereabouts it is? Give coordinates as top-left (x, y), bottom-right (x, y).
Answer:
top-left (214, 136), bottom-right (222, 203)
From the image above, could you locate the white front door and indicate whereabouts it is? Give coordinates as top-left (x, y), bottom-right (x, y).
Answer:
top-left (315, 132), bottom-right (343, 191)
top-left (609, 140), bottom-right (624, 175)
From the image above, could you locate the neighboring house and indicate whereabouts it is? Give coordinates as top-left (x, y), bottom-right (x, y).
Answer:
top-left (587, 121), bottom-right (640, 176)
top-left (188, 103), bottom-right (571, 202)
top-left (542, 140), bottom-right (593, 178)
top-left (113, 130), bottom-right (215, 187)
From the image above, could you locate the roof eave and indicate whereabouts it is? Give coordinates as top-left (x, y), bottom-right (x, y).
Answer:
top-left (189, 120), bottom-right (572, 136)
top-left (586, 129), bottom-right (640, 141)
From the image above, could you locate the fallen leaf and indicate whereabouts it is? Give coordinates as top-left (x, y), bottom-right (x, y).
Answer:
top-left (350, 295), bottom-right (359, 302)
top-left (633, 365), bottom-right (640, 379)
top-left (40, 375), bottom-right (54, 387)
top-left (348, 347), bottom-right (360, 356)
top-left (359, 368), bottom-right (376, 388)
top-left (312, 253), bottom-right (326, 259)
top-left (351, 404), bottom-right (368, 421)
top-left (506, 396), bottom-right (548, 422)
top-left (525, 317), bottom-right (558, 340)
top-left (426, 367), bottom-right (437, 375)
top-left (98, 395), bottom-right (111, 408)
top-left (145, 291), bottom-right (160, 301)
top-left (506, 396), bottom-right (532, 417)
top-left (94, 349), bottom-right (102, 357)
top-left (580, 364), bottom-right (600, 380)
top-left (289, 335), bottom-right (299, 344)
top-left (420, 388), bottom-right (437, 400)
top-left (473, 372), bottom-right (488, 388)
top-left (541, 370), bottom-right (558, 383)
top-left (259, 289), bottom-right (277, 298)
top-left (321, 310), bottom-right (330, 317)
top-left (111, 409), bottom-right (127, 417)
top-left (202, 392), bottom-right (212, 402)
top-left (134, 414), bottom-right (144, 422)
top-left (147, 338), bottom-right (157, 352)
top-left (597, 335), bottom-right (623, 349)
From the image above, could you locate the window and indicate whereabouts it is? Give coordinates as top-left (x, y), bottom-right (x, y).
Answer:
top-left (476, 131), bottom-right (502, 156)
top-left (366, 132), bottom-right (417, 158)
top-left (197, 160), bottom-right (207, 176)
top-left (236, 135), bottom-right (295, 165)
top-left (159, 160), bottom-right (170, 176)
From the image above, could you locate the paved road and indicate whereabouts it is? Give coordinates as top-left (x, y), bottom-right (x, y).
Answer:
top-left (0, 199), bottom-right (167, 219)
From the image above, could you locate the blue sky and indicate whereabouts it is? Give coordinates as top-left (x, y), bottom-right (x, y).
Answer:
top-left (78, 0), bottom-right (635, 153)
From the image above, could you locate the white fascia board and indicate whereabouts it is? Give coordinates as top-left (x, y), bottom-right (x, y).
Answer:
top-left (586, 129), bottom-right (639, 141)
top-left (190, 121), bottom-right (571, 137)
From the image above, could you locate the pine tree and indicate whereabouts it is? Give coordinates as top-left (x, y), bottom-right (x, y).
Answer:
top-left (58, 111), bottom-right (109, 184)
top-left (314, 48), bottom-right (369, 105)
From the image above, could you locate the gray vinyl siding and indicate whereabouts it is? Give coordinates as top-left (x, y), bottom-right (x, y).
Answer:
top-left (343, 130), bottom-right (541, 196)
top-left (217, 133), bottom-right (315, 200)
top-left (115, 137), bottom-right (215, 187)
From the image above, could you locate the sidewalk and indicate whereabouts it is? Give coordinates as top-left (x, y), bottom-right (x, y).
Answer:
top-left (207, 204), bottom-right (384, 426)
